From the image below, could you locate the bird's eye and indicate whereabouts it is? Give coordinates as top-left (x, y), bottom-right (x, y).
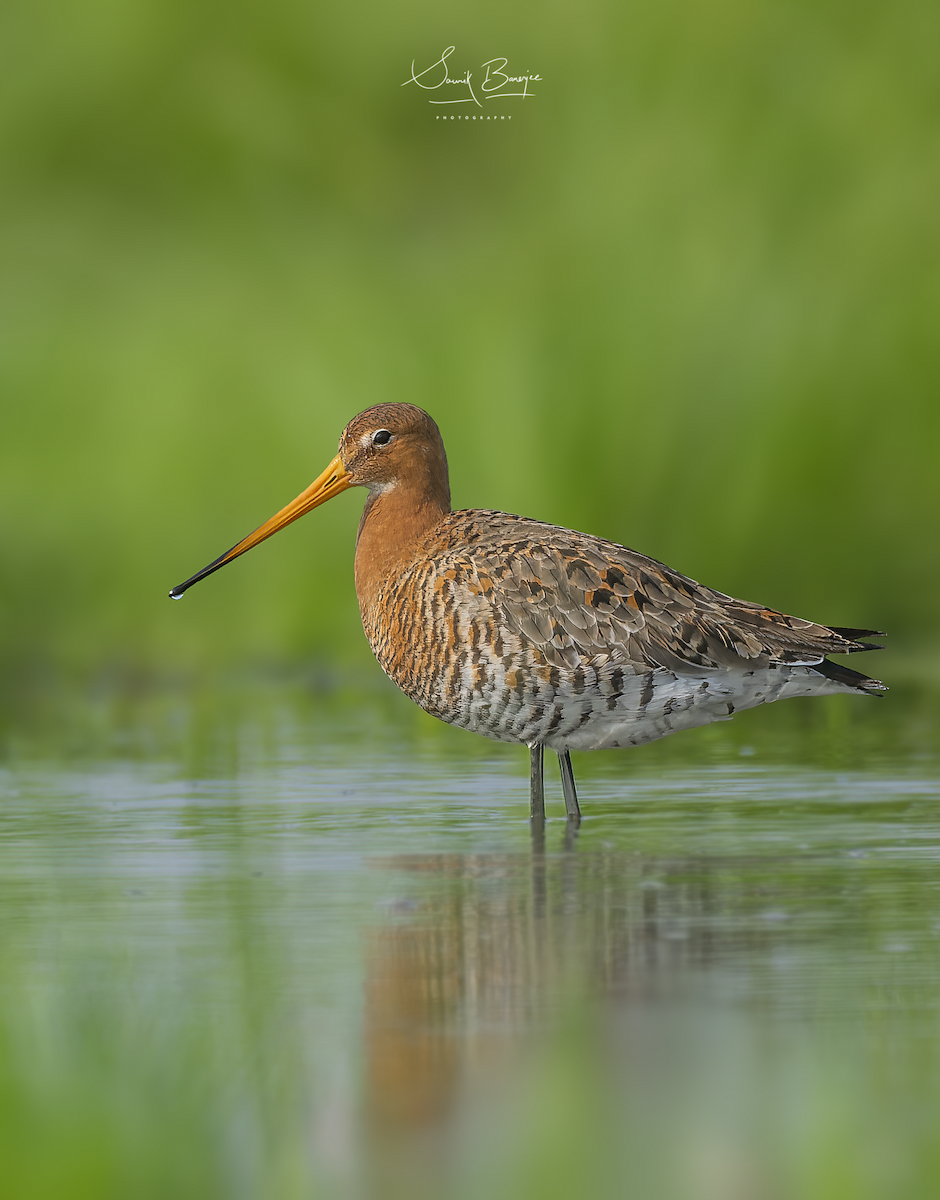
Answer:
top-left (372, 429), bottom-right (392, 446)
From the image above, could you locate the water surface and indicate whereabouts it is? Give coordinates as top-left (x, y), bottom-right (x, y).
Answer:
top-left (1, 679), bottom-right (939, 1199)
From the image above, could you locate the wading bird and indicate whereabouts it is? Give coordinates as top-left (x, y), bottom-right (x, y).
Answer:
top-left (170, 404), bottom-right (885, 822)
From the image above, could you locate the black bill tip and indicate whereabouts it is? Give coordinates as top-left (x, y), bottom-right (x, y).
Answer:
top-left (168, 544), bottom-right (242, 601)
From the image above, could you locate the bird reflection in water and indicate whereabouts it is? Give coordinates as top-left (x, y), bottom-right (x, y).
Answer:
top-left (359, 841), bottom-right (803, 1196)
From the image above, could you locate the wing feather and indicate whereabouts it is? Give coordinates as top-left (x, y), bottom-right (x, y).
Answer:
top-left (415, 511), bottom-right (884, 680)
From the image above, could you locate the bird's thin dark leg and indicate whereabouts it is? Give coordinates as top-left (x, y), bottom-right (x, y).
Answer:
top-left (529, 744), bottom-right (545, 823)
top-left (557, 750), bottom-right (581, 824)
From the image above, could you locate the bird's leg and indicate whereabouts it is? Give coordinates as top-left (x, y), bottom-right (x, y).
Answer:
top-left (557, 750), bottom-right (581, 824)
top-left (529, 744), bottom-right (545, 823)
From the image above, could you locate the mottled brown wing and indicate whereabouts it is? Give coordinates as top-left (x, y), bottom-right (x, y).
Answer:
top-left (426, 511), bottom-right (879, 675)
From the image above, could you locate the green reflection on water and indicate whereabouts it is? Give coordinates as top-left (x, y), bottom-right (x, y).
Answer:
top-left (1, 680), bottom-right (939, 1198)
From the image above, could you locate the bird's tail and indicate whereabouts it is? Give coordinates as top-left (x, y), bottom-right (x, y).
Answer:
top-left (814, 626), bottom-right (887, 693)
top-left (815, 657), bottom-right (887, 694)
top-left (826, 626), bottom-right (886, 648)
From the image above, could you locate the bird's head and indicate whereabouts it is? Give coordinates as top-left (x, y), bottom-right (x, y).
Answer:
top-left (168, 402), bottom-right (449, 599)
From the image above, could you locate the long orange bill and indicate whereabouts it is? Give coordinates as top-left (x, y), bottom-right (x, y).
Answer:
top-left (169, 454), bottom-right (352, 599)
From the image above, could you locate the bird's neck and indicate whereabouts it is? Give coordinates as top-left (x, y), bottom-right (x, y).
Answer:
top-left (354, 476), bottom-right (451, 616)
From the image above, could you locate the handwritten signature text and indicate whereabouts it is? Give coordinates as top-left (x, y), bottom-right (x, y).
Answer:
top-left (402, 47), bottom-right (541, 108)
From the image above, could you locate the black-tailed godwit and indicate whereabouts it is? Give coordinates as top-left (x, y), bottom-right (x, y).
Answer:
top-left (170, 403), bottom-right (886, 822)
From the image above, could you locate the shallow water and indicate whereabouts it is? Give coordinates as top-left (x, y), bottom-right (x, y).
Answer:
top-left (1, 678), bottom-right (939, 1199)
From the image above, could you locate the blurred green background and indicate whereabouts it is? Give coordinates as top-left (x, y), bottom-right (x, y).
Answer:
top-left (2, 0), bottom-right (938, 688)
top-left (3, 7), bottom-right (940, 1198)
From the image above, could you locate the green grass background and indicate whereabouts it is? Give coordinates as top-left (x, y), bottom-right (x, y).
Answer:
top-left (2, 0), bottom-right (938, 684)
